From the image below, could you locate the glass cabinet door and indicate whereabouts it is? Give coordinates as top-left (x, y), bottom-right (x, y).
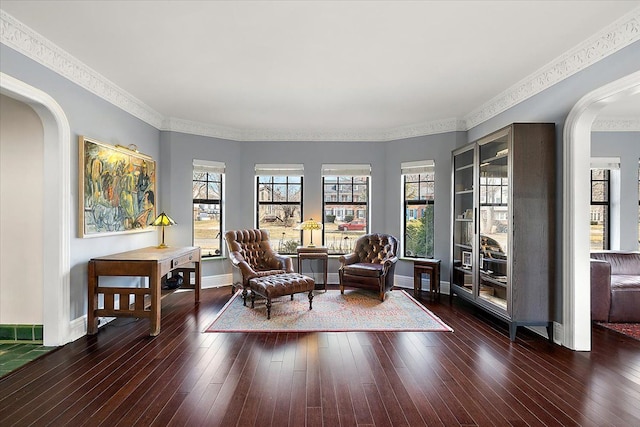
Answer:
top-left (478, 132), bottom-right (510, 311)
top-left (452, 146), bottom-right (475, 296)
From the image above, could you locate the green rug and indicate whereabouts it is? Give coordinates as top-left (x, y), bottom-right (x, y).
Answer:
top-left (205, 289), bottom-right (453, 333)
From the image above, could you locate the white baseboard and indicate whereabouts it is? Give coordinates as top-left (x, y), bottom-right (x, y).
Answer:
top-left (202, 273), bottom-right (233, 289)
top-left (70, 315), bottom-right (88, 342)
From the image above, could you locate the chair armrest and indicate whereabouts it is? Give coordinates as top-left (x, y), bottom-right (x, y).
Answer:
top-left (590, 258), bottom-right (612, 322)
top-left (228, 250), bottom-right (258, 275)
top-left (339, 253), bottom-right (359, 266)
top-left (382, 255), bottom-right (399, 272)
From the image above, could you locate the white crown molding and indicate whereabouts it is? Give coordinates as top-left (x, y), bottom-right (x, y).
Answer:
top-left (464, 6), bottom-right (640, 130)
top-left (0, 9), bottom-right (164, 129)
top-left (161, 116), bottom-right (465, 141)
top-left (2, 7), bottom-right (639, 141)
top-left (592, 116), bottom-right (640, 131)
top-left (161, 117), bottom-right (244, 141)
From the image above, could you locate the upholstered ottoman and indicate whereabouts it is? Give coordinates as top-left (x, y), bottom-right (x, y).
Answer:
top-left (248, 273), bottom-right (315, 319)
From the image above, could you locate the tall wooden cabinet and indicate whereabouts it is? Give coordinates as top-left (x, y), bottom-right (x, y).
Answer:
top-left (450, 123), bottom-right (556, 341)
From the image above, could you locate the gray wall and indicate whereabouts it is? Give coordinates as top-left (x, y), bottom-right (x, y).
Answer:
top-left (591, 131), bottom-right (640, 250)
top-left (160, 133), bottom-right (462, 279)
top-left (2, 36), bottom-right (639, 325)
top-left (464, 40), bottom-right (640, 322)
top-left (1, 45), bottom-right (160, 320)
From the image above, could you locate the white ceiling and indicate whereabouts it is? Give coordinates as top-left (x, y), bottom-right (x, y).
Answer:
top-left (1, 1), bottom-right (640, 140)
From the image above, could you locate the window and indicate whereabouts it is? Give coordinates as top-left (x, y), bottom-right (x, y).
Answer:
top-left (322, 164), bottom-right (371, 255)
top-left (402, 160), bottom-right (435, 258)
top-left (256, 164), bottom-right (304, 254)
top-left (193, 160), bottom-right (224, 258)
top-left (590, 167), bottom-right (610, 251)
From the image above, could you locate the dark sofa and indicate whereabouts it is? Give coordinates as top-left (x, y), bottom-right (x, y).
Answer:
top-left (590, 251), bottom-right (640, 323)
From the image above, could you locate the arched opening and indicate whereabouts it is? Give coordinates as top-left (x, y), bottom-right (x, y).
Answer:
top-left (0, 73), bottom-right (71, 346)
top-left (563, 70), bottom-right (640, 351)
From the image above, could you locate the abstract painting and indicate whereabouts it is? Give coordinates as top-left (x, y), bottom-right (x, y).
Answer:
top-left (79, 136), bottom-right (156, 237)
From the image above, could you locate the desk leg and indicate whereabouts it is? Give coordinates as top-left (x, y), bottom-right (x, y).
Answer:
top-left (195, 261), bottom-right (201, 303)
top-left (87, 260), bottom-right (99, 335)
top-left (413, 269), bottom-right (420, 298)
top-left (150, 266), bottom-right (161, 336)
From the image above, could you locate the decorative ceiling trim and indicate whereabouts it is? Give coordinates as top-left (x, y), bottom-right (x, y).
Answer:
top-left (162, 116), bottom-right (466, 142)
top-left (0, 9), bottom-right (164, 129)
top-left (160, 117), bottom-right (244, 141)
top-left (592, 116), bottom-right (640, 132)
top-left (464, 6), bottom-right (640, 130)
top-left (1, 7), bottom-right (639, 141)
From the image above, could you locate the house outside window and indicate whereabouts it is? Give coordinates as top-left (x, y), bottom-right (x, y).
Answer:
top-left (402, 160), bottom-right (435, 258)
top-left (590, 165), bottom-right (611, 251)
top-left (193, 160), bottom-right (224, 258)
top-left (322, 164), bottom-right (371, 255)
top-left (256, 164), bottom-right (304, 254)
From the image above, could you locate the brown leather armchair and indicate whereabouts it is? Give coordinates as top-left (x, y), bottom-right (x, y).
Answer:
top-left (338, 233), bottom-right (399, 301)
top-left (224, 229), bottom-right (294, 300)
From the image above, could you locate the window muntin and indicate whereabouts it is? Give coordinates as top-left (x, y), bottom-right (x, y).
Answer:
top-left (256, 175), bottom-right (303, 254)
top-left (590, 168), bottom-right (610, 250)
top-left (403, 170), bottom-right (435, 258)
top-left (193, 165), bottom-right (223, 258)
top-left (323, 175), bottom-right (369, 255)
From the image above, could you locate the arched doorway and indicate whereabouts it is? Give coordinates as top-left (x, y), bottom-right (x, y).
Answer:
top-left (563, 70), bottom-right (640, 351)
top-left (0, 72), bottom-right (71, 346)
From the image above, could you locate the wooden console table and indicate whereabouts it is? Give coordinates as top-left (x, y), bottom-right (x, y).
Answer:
top-left (87, 246), bottom-right (201, 336)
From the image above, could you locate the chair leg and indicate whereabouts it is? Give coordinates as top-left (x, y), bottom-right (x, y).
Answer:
top-left (250, 290), bottom-right (256, 308)
top-left (308, 290), bottom-right (314, 310)
top-left (242, 288), bottom-right (248, 306)
top-left (291, 294), bottom-right (294, 301)
top-left (266, 298), bottom-right (272, 319)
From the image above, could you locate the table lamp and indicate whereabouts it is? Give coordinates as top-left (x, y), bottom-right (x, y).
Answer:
top-left (150, 212), bottom-right (176, 248)
top-left (300, 218), bottom-right (323, 247)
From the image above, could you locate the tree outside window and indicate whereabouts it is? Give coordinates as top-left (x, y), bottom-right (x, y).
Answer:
top-left (256, 175), bottom-right (303, 254)
top-left (193, 162), bottom-right (223, 258)
top-left (403, 170), bottom-right (435, 258)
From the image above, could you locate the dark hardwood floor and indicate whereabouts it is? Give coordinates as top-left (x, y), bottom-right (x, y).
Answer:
top-left (1, 285), bottom-right (639, 426)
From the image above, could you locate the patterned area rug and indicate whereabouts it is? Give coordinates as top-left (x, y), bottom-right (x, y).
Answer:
top-left (596, 322), bottom-right (640, 341)
top-left (205, 289), bottom-right (453, 333)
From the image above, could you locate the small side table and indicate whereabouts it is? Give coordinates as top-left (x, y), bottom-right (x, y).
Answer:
top-left (414, 259), bottom-right (441, 301)
top-left (297, 246), bottom-right (328, 291)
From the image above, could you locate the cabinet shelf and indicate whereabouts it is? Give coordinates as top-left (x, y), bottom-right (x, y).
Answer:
top-left (480, 153), bottom-right (508, 164)
top-left (455, 164), bottom-right (474, 172)
top-left (480, 273), bottom-right (508, 288)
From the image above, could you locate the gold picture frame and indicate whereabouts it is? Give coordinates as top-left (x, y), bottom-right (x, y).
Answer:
top-left (79, 136), bottom-right (156, 237)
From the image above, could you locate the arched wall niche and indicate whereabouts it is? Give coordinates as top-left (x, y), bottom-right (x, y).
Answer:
top-left (0, 72), bottom-right (71, 346)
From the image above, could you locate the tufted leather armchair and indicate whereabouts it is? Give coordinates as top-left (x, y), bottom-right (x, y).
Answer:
top-left (338, 233), bottom-right (399, 301)
top-left (224, 229), bottom-right (294, 300)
